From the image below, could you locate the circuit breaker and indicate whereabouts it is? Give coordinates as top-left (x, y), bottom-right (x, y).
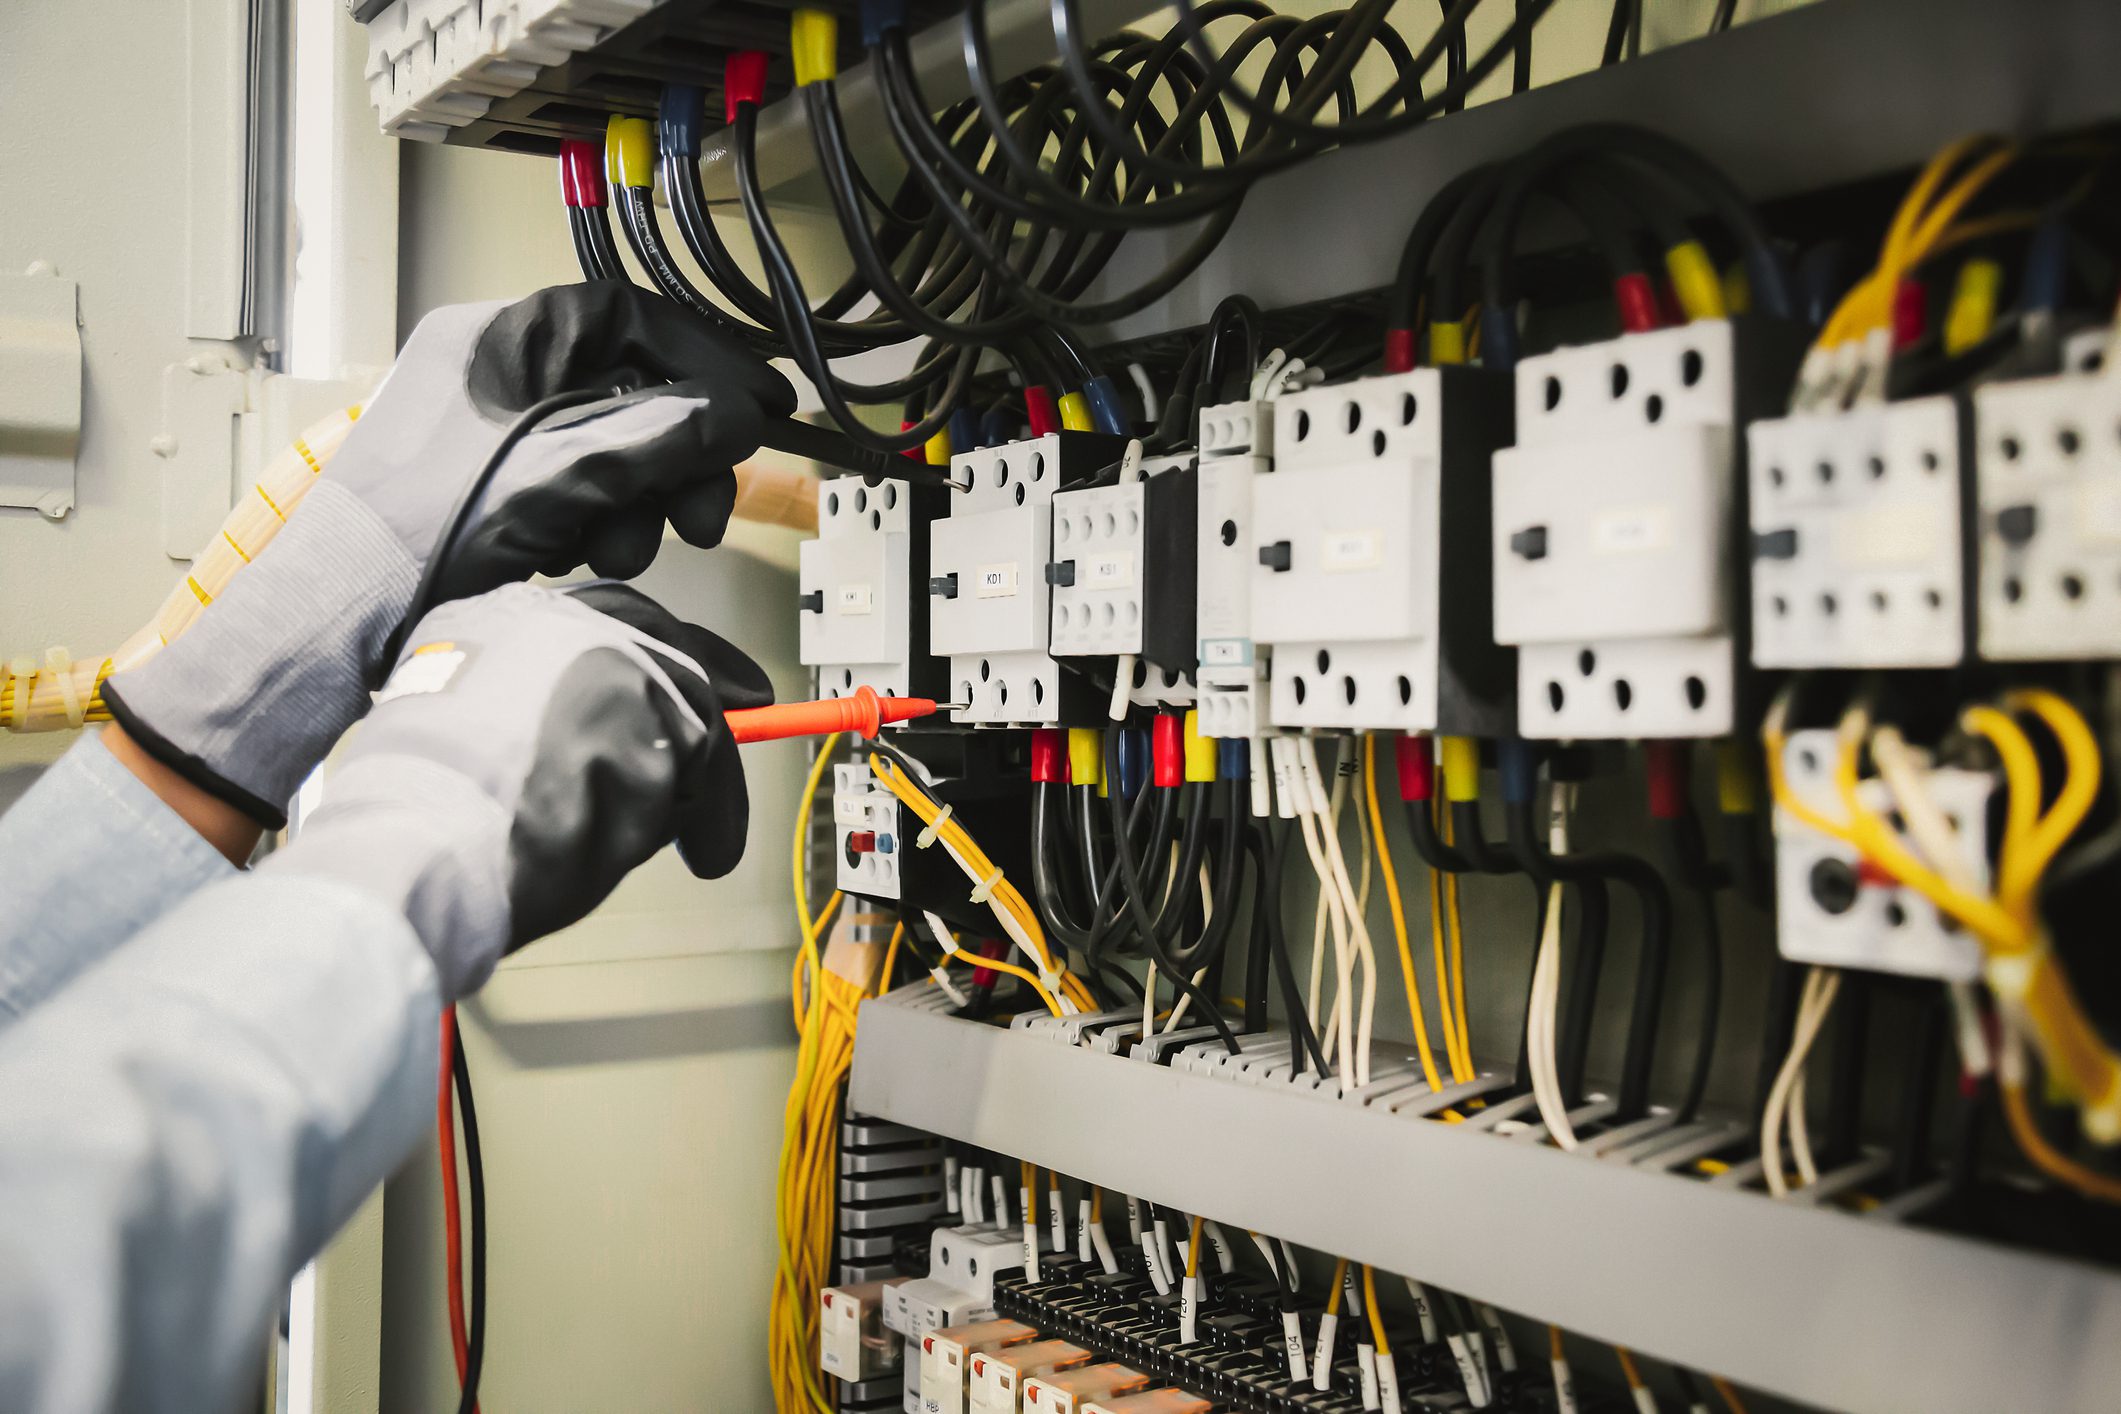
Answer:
top-left (1772, 728), bottom-right (1988, 981)
top-left (1747, 398), bottom-right (1972, 669)
top-left (1972, 367), bottom-right (2121, 660)
top-left (1194, 400), bottom-right (1272, 739)
top-left (800, 475), bottom-right (946, 701)
top-left (835, 762), bottom-right (906, 901)
top-left (1493, 320), bottom-right (1800, 738)
top-left (1048, 456), bottom-right (1198, 710)
top-left (928, 433), bottom-right (1120, 725)
top-left (1250, 368), bottom-right (1513, 734)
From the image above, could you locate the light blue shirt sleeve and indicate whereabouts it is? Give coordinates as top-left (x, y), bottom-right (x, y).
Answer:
top-left (0, 865), bottom-right (439, 1414)
top-left (0, 734), bottom-right (234, 1026)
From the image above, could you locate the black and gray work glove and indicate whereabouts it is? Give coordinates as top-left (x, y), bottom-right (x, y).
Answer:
top-left (264, 580), bottom-right (772, 999)
top-left (104, 281), bottom-right (795, 825)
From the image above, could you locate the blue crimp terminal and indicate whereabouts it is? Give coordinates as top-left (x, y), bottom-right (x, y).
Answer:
top-left (1217, 737), bottom-right (1249, 782)
top-left (859, 0), bottom-right (908, 48)
top-left (1118, 727), bottom-right (1149, 799)
top-left (1083, 374), bottom-right (1130, 436)
top-left (950, 408), bottom-right (982, 454)
top-left (658, 84), bottom-right (704, 159)
top-left (1498, 737), bottom-right (1538, 806)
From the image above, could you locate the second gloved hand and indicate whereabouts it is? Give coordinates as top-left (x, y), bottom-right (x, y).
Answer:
top-left (263, 580), bottom-right (772, 998)
top-left (103, 282), bottom-right (795, 825)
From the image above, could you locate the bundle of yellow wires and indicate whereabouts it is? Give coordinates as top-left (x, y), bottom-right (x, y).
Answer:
top-left (1800, 135), bottom-right (2026, 407)
top-left (867, 751), bottom-right (1095, 1016)
top-left (768, 736), bottom-right (906, 1411)
top-left (1765, 683), bottom-right (2121, 1202)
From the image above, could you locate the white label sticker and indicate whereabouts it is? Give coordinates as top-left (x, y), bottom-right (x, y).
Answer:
top-left (836, 582), bottom-right (876, 614)
top-left (1199, 638), bottom-right (1250, 666)
top-left (1552, 1360), bottom-right (1580, 1414)
top-left (1179, 1274), bottom-right (1200, 1346)
top-left (1591, 504), bottom-right (1672, 554)
top-left (1048, 1188), bottom-right (1067, 1253)
top-left (377, 646), bottom-right (466, 703)
top-left (1312, 1311), bottom-right (1339, 1392)
top-left (1322, 529), bottom-right (1384, 572)
top-left (974, 562), bottom-right (1020, 598)
top-left (1085, 554), bottom-right (1134, 588)
top-left (1357, 1343), bottom-right (1380, 1410)
top-left (1377, 1351), bottom-right (1403, 1414)
top-left (1076, 1200), bottom-right (1093, 1263)
top-left (1282, 1310), bottom-right (1310, 1384)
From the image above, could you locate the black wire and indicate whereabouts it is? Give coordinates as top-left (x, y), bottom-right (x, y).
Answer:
top-left (1263, 819), bottom-right (1330, 1074)
top-left (1710, 0), bottom-right (1740, 32)
top-left (451, 1037), bottom-right (486, 1414)
top-left (1553, 877), bottom-right (1609, 1106)
top-left (1600, 0), bottom-right (1632, 66)
top-left (1658, 812), bottom-right (1725, 1124)
top-left (615, 185), bottom-right (752, 337)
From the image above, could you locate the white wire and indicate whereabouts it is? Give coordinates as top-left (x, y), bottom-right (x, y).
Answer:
top-left (1526, 879), bottom-right (1577, 1149)
top-left (1871, 727), bottom-right (1994, 1079)
top-left (1163, 864), bottom-right (1217, 1033)
top-left (1281, 738), bottom-right (1356, 1079)
top-left (1303, 739), bottom-right (1378, 1086)
top-left (1251, 348), bottom-right (1290, 399)
top-left (1126, 361), bottom-right (1160, 422)
top-left (1761, 966), bottom-right (1841, 1196)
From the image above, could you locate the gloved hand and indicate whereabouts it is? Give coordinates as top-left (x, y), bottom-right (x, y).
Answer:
top-left (103, 281), bottom-right (795, 826)
top-left (263, 580), bottom-right (772, 998)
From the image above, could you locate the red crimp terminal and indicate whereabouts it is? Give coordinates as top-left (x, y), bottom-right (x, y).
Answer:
top-left (971, 937), bottom-right (1006, 989)
top-left (559, 139), bottom-right (606, 208)
top-left (1653, 276), bottom-right (1685, 328)
top-left (1395, 735), bottom-right (1433, 802)
top-left (1382, 327), bottom-right (1418, 374)
top-left (899, 420), bottom-right (925, 459)
top-left (1645, 740), bottom-right (1689, 820)
top-left (1893, 277), bottom-right (1928, 351)
top-left (1151, 714), bottom-right (1184, 789)
top-left (1024, 385), bottom-right (1060, 437)
top-left (724, 51), bottom-right (771, 123)
top-left (1030, 728), bottom-right (1067, 784)
top-left (1855, 857), bottom-right (1899, 889)
top-left (1614, 272), bottom-right (1660, 334)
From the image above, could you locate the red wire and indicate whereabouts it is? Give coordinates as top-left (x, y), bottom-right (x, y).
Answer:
top-left (438, 1006), bottom-right (476, 1408)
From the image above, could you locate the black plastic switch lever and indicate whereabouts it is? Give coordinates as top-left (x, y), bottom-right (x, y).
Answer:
top-left (1995, 503), bottom-right (2038, 546)
top-left (1752, 527), bottom-right (1801, 560)
top-left (797, 590), bottom-right (824, 613)
top-left (1046, 560), bottom-right (1077, 587)
top-left (928, 573), bottom-right (959, 599)
top-left (1258, 540), bottom-right (1292, 572)
top-left (1508, 525), bottom-right (1549, 561)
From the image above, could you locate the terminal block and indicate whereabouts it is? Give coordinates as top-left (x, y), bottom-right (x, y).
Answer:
top-left (1194, 400), bottom-right (1272, 739)
top-left (800, 475), bottom-right (948, 703)
top-left (1972, 367), bottom-right (2121, 660)
top-left (1250, 368), bottom-right (1514, 734)
top-left (1772, 729), bottom-right (1988, 981)
top-left (929, 433), bottom-right (1124, 726)
top-left (1493, 320), bottom-right (1802, 738)
top-left (1746, 398), bottom-right (1972, 668)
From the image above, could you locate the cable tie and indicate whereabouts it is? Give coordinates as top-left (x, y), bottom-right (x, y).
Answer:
top-left (968, 864), bottom-right (1004, 904)
top-left (915, 804), bottom-right (953, 848)
top-left (44, 646), bottom-right (84, 728)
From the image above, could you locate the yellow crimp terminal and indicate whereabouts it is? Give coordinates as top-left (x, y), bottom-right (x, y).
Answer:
top-left (1721, 262), bottom-right (1752, 316)
top-left (1664, 240), bottom-right (1727, 322)
top-left (1714, 739), bottom-right (1761, 815)
top-left (924, 428), bottom-right (952, 466)
top-left (1182, 710), bottom-right (1216, 784)
top-left (605, 116), bottom-right (655, 189)
top-left (1439, 736), bottom-right (1481, 803)
top-left (1068, 728), bottom-right (1103, 789)
top-left (1427, 320), bottom-right (1467, 366)
top-left (790, 9), bottom-right (839, 86)
top-left (1944, 257), bottom-right (2004, 356)
top-left (1056, 391), bottom-right (1093, 432)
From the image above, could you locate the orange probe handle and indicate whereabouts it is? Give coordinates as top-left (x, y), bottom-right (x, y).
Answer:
top-left (724, 684), bottom-right (942, 744)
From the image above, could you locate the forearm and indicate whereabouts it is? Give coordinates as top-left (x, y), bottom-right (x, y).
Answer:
top-left (100, 724), bottom-right (263, 865)
top-left (0, 866), bottom-right (438, 1414)
top-left (0, 734), bottom-right (236, 1027)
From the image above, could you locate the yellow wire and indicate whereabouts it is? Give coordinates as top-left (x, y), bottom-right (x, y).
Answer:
top-left (1364, 738), bottom-right (1445, 1094)
top-left (2002, 1063), bottom-right (2121, 1204)
top-left (1614, 1346), bottom-right (1646, 1391)
top-left (1326, 1257), bottom-right (1349, 1315)
top-left (1711, 1375), bottom-right (1751, 1414)
top-left (874, 922), bottom-right (905, 999)
top-left (1426, 823), bottom-right (1470, 1082)
top-left (1186, 1214), bottom-right (1204, 1278)
top-left (1360, 1265), bottom-right (1389, 1351)
top-left (1441, 806), bottom-right (1473, 1076)
top-left (1996, 689), bottom-right (2103, 919)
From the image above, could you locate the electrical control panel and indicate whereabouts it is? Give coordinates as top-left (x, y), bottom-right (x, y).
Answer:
top-left (1746, 398), bottom-right (1972, 668)
top-left (929, 434), bottom-right (1120, 726)
top-left (1493, 321), bottom-right (1800, 738)
top-left (801, 476), bottom-right (945, 702)
top-left (1972, 367), bottom-right (2121, 660)
top-left (1250, 368), bottom-right (1513, 734)
top-left (1772, 729), bottom-right (1988, 981)
top-left (1194, 400), bottom-right (1272, 739)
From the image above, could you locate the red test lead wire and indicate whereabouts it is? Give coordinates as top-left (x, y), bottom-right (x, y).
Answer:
top-left (724, 683), bottom-right (948, 744)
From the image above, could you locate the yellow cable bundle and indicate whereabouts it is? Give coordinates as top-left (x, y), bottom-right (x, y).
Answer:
top-left (2, 405), bottom-right (363, 732)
